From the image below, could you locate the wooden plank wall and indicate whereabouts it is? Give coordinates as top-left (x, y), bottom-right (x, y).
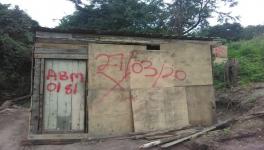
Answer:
top-left (87, 42), bottom-right (214, 134)
top-left (43, 59), bottom-right (86, 132)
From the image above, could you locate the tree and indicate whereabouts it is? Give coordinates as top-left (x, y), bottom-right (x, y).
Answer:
top-left (196, 24), bottom-right (264, 41)
top-left (168, 0), bottom-right (239, 35)
top-left (0, 3), bottom-right (38, 97)
top-left (241, 25), bottom-right (264, 40)
top-left (60, 0), bottom-right (238, 35)
top-left (197, 23), bottom-right (243, 41)
top-left (60, 0), bottom-right (167, 33)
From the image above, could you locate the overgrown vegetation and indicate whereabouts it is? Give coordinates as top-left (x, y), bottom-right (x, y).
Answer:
top-left (0, 3), bottom-right (38, 99)
top-left (229, 36), bottom-right (264, 83)
top-left (213, 36), bottom-right (264, 88)
top-left (213, 63), bottom-right (226, 89)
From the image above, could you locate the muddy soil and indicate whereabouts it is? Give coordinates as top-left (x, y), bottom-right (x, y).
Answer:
top-left (0, 108), bottom-right (28, 150)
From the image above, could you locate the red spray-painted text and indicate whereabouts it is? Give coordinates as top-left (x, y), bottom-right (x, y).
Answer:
top-left (45, 69), bottom-right (85, 95)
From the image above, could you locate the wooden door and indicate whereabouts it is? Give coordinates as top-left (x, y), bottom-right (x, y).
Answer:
top-left (43, 59), bottom-right (86, 132)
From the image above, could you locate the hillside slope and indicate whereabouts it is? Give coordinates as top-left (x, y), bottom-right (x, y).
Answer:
top-left (228, 36), bottom-right (264, 83)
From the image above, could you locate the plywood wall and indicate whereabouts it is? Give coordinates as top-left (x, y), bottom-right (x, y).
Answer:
top-left (186, 85), bottom-right (216, 126)
top-left (87, 44), bottom-right (146, 136)
top-left (132, 87), bottom-right (189, 132)
top-left (88, 42), bottom-right (215, 134)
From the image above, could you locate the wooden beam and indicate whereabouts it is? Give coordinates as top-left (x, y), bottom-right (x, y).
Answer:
top-left (30, 59), bottom-right (41, 134)
top-left (38, 59), bottom-right (45, 133)
top-left (35, 48), bottom-right (87, 54)
top-left (34, 54), bottom-right (88, 59)
top-left (160, 119), bottom-right (234, 148)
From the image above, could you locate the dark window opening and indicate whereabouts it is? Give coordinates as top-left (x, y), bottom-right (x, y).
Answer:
top-left (147, 44), bottom-right (160, 50)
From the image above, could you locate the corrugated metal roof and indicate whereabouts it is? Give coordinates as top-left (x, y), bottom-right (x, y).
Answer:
top-left (35, 27), bottom-right (220, 41)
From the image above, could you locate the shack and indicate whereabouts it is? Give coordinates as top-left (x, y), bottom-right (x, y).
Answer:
top-left (29, 27), bottom-right (219, 140)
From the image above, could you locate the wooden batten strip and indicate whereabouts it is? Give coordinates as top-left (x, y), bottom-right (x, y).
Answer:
top-left (38, 59), bottom-right (45, 133)
top-left (34, 54), bottom-right (88, 59)
top-left (30, 59), bottom-right (41, 134)
top-left (35, 48), bottom-right (87, 54)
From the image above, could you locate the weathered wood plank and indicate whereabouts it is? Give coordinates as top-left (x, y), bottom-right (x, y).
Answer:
top-left (28, 133), bottom-right (88, 140)
top-left (36, 38), bottom-right (88, 45)
top-left (185, 85), bottom-right (216, 126)
top-left (35, 48), bottom-right (87, 54)
top-left (36, 31), bottom-right (72, 39)
top-left (56, 60), bottom-right (72, 131)
top-left (36, 31), bottom-right (168, 45)
top-left (44, 60), bottom-right (57, 130)
top-left (43, 59), bottom-right (86, 132)
top-left (95, 35), bottom-right (167, 45)
top-left (38, 59), bottom-right (45, 132)
top-left (36, 31), bottom-right (215, 45)
top-left (35, 43), bottom-right (87, 49)
top-left (39, 59), bottom-right (45, 95)
top-left (34, 53), bottom-right (88, 59)
top-left (160, 119), bottom-right (232, 148)
top-left (71, 61), bottom-right (86, 131)
top-left (28, 132), bottom-right (128, 141)
top-left (30, 59), bottom-right (41, 134)
top-left (35, 37), bottom-right (166, 45)
top-left (85, 49), bottom-right (89, 133)
top-left (131, 87), bottom-right (190, 132)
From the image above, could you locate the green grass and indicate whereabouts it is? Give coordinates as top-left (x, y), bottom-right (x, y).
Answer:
top-left (214, 36), bottom-right (264, 88)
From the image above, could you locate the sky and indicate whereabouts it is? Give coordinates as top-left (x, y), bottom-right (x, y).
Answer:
top-left (0, 0), bottom-right (75, 27)
top-left (0, 0), bottom-right (264, 28)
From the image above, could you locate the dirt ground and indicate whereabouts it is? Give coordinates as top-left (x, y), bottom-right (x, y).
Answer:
top-left (1, 83), bottom-right (264, 150)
